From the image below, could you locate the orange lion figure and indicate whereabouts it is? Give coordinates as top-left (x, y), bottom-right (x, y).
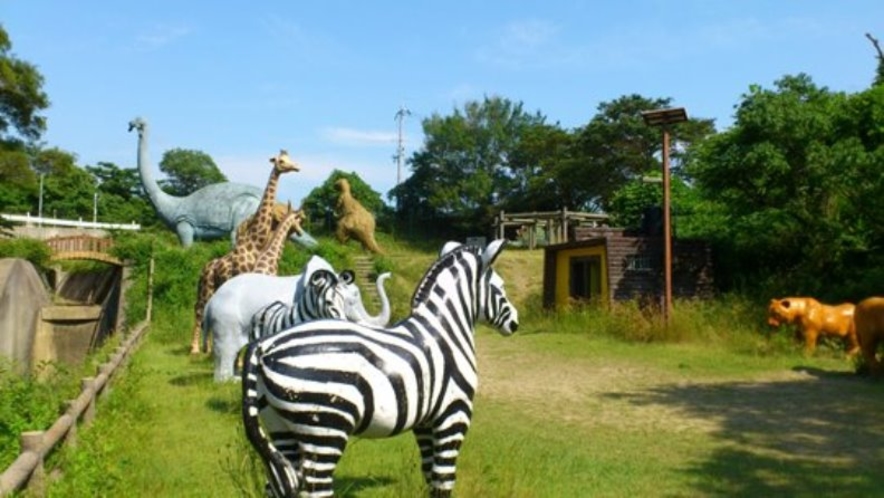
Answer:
top-left (767, 297), bottom-right (859, 355)
top-left (852, 296), bottom-right (884, 376)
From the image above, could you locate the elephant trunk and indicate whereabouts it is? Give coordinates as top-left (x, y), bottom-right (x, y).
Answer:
top-left (348, 272), bottom-right (391, 327)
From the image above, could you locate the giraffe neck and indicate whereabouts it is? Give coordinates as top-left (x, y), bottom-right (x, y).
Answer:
top-left (255, 213), bottom-right (299, 274)
top-left (243, 167), bottom-right (283, 249)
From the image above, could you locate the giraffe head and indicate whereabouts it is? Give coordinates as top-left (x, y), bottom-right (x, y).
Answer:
top-left (269, 202), bottom-right (305, 227)
top-left (280, 203), bottom-right (305, 237)
top-left (269, 149), bottom-right (300, 174)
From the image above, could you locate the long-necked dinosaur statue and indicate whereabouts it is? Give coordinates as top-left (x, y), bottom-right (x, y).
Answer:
top-left (127, 117), bottom-right (316, 248)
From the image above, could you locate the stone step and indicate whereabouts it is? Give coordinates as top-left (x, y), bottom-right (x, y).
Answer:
top-left (352, 256), bottom-right (380, 306)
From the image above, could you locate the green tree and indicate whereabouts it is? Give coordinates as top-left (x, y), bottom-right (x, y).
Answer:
top-left (395, 96), bottom-right (547, 236)
top-left (34, 147), bottom-right (96, 220)
top-left (158, 148), bottom-right (226, 196)
top-left (504, 122), bottom-right (580, 211)
top-left (86, 162), bottom-right (158, 226)
top-left (302, 170), bottom-right (387, 233)
top-left (0, 145), bottom-right (37, 213)
top-left (0, 24), bottom-right (49, 143)
top-left (686, 74), bottom-right (869, 296)
top-left (571, 94), bottom-right (715, 213)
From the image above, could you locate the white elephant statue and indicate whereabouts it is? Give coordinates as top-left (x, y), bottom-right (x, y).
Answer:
top-left (202, 255), bottom-right (391, 381)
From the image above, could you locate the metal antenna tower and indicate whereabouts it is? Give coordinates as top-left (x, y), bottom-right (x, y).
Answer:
top-left (394, 105), bottom-right (411, 186)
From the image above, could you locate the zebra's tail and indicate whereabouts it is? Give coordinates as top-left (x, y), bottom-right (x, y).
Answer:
top-left (241, 340), bottom-right (299, 497)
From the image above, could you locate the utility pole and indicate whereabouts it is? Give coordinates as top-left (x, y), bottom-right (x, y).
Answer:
top-left (394, 105), bottom-right (411, 187)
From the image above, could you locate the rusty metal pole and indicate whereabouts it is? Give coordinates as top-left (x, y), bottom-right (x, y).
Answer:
top-left (662, 127), bottom-right (673, 323)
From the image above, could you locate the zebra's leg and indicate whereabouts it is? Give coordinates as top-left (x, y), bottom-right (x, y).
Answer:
top-left (427, 415), bottom-right (470, 497)
top-left (413, 425), bottom-right (434, 485)
top-left (298, 435), bottom-right (348, 498)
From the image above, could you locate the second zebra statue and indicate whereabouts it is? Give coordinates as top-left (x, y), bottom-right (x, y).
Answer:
top-left (242, 239), bottom-right (519, 497)
top-left (202, 255), bottom-right (391, 382)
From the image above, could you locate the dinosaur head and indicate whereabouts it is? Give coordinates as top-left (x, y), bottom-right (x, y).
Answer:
top-left (334, 178), bottom-right (351, 194)
top-left (128, 117), bottom-right (146, 133)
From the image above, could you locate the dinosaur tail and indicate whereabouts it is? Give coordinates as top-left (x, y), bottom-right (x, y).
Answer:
top-left (365, 232), bottom-right (384, 254)
top-left (242, 340), bottom-right (299, 497)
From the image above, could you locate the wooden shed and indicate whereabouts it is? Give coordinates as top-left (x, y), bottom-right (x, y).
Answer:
top-left (542, 226), bottom-right (714, 308)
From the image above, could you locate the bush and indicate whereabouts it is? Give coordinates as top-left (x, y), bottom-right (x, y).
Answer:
top-left (0, 237), bottom-right (52, 268)
top-left (0, 359), bottom-right (76, 470)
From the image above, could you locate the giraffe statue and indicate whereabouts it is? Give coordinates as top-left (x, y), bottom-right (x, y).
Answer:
top-left (252, 205), bottom-right (305, 276)
top-left (188, 150), bottom-right (299, 354)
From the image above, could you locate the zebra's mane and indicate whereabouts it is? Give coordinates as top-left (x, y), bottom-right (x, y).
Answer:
top-left (410, 244), bottom-right (482, 308)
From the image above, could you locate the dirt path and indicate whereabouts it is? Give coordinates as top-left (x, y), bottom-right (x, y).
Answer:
top-left (476, 333), bottom-right (884, 469)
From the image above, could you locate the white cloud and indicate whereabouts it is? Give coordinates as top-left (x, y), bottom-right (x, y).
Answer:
top-left (135, 24), bottom-right (192, 50)
top-left (476, 19), bottom-right (566, 69)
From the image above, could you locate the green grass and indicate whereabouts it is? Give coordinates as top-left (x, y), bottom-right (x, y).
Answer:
top-left (24, 232), bottom-right (884, 497)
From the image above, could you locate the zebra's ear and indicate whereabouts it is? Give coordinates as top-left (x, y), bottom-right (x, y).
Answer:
top-left (440, 241), bottom-right (461, 256)
top-left (482, 239), bottom-right (506, 268)
top-left (339, 270), bottom-right (355, 284)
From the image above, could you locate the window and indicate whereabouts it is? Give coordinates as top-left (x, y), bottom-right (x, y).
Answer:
top-left (570, 256), bottom-right (602, 301)
top-left (626, 255), bottom-right (653, 272)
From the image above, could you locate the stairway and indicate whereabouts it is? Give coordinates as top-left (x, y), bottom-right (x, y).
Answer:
top-left (352, 255), bottom-right (380, 310)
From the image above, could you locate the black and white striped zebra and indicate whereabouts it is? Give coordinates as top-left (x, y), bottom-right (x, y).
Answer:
top-left (242, 239), bottom-right (519, 497)
top-left (248, 270), bottom-right (356, 343)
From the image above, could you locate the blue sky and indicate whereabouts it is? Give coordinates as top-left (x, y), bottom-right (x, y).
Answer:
top-left (3, 1), bottom-right (883, 208)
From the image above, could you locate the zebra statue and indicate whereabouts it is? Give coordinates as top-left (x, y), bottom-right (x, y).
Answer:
top-left (248, 270), bottom-right (391, 344)
top-left (242, 239), bottom-right (519, 497)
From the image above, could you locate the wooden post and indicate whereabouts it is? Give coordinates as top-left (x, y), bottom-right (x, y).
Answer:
top-left (63, 401), bottom-right (78, 449)
top-left (662, 127), bottom-right (673, 323)
top-left (20, 431), bottom-right (44, 495)
top-left (81, 377), bottom-right (96, 424)
top-left (146, 255), bottom-right (154, 323)
top-left (98, 363), bottom-right (113, 399)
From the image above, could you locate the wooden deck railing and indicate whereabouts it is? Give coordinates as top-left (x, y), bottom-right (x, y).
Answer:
top-left (45, 235), bottom-right (122, 265)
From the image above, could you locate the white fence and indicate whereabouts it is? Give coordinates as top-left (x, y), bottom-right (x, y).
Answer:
top-left (1, 213), bottom-right (141, 231)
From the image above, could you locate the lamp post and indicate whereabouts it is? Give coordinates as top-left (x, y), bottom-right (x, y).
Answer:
top-left (641, 107), bottom-right (688, 323)
top-left (38, 173), bottom-right (45, 225)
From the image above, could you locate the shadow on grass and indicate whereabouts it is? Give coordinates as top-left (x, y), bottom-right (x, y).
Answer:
top-left (206, 395), bottom-right (239, 415)
top-left (168, 371), bottom-right (213, 386)
top-left (335, 475), bottom-right (398, 497)
top-left (604, 368), bottom-right (884, 497)
top-left (165, 344), bottom-right (196, 357)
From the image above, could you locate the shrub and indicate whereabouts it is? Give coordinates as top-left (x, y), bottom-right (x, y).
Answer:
top-left (0, 237), bottom-right (52, 268)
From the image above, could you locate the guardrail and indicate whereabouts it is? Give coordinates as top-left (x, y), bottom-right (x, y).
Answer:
top-left (1, 213), bottom-right (141, 231)
top-left (0, 257), bottom-right (154, 496)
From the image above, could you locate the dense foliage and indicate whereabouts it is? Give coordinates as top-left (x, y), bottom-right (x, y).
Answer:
top-left (157, 148), bottom-right (227, 197)
top-left (686, 75), bottom-right (884, 299)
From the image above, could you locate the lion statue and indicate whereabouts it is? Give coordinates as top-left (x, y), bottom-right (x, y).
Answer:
top-left (767, 297), bottom-right (859, 355)
top-left (853, 296), bottom-right (884, 376)
top-left (334, 177), bottom-right (383, 254)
